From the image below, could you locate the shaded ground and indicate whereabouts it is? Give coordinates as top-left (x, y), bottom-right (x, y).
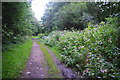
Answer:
top-left (20, 41), bottom-right (48, 78)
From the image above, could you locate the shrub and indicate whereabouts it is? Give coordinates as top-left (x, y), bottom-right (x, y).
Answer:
top-left (41, 17), bottom-right (120, 78)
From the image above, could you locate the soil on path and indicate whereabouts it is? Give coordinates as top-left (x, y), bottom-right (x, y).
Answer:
top-left (20, 41), bottom-right (48, 78)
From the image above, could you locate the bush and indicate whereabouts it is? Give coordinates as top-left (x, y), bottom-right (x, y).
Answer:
top-left (41, 17), bottom-right (120, 78)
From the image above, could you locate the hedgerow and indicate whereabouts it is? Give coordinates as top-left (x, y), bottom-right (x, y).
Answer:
top-left (41, 17), bottom-right (120, 78)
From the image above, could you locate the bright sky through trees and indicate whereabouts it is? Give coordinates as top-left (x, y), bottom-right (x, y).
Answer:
top-left (31, 0), bottom-right (50, 21)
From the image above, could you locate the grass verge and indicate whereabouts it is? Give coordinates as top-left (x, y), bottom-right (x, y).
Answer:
top-left (2, 40), bottom-right (33, 78)
top-left (37, 42), bottom-right (62, 78)
top-left (46, 46), bottom-right (61, 60)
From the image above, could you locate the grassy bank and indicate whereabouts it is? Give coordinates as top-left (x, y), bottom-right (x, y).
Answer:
top-left (2, 40), bottom-right (33, 78)
top-left (37, 42), bottom-right (62, 78)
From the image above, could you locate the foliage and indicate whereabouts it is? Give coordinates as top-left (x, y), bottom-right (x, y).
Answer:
top-left (2, 2), bottom-right (38, 51)
top-left (2, 39), bottom-right (33, 78)
top-left (86, 2), bottom-right (120, 22)
top-left (41, 17), bottom-right (120, 78)
top-left (42, 2), bottom-right (120, 32)
top-left (31, 18), bottom-right (42, 36)
top-left (42, 2), bottom-right (92, 31)
top-left (52, 2), bottom-right (89, 30)
top-left (42, 2), bottom-right (68, 32)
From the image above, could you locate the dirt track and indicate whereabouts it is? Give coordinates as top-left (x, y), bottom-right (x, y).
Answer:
top-left (20, 41), bottom-right (48, 78)
top-left (20, 40), bottom-right (82, 78)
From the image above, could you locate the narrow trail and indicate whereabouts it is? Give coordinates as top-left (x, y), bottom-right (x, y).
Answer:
top-left (20, 40), bottom-right (82, 78)
top-left (20, 41), bottom-right (48, 78)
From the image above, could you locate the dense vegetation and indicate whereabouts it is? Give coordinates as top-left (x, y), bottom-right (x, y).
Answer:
top-left (41, 17), bottom-right (120, 78)
top-left (2, 2), bottom-right (40, 51)
top-left (2, 2), bottom-right (36, 78)
top-left (40, 2), bottom-right (120, 78)
top-left (42, 2), bottom-right (120, 32)
top-left (2, 1), bottom-right (120, 79)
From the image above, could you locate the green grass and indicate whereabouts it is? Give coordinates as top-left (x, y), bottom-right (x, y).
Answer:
top-left (31, 36), bottom-right (38, 38)
top-left (46, 46), bottom-right (61, 60)
top-left (38, 42), bottom-right (62, 78)
top-left (2, 40), bottom-right (33, 78)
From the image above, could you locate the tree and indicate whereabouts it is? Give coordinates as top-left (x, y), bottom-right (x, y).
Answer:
top-left (52, 2), bottom-right (90, 30)
top-left (2, 2), bottom-right (35, 50)
top-left (86, 2), bottom-right (120, 22)
top-left (42, 2), bottom-right (120, 32)
top-left (42, 2), bottom-right (69, 32)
